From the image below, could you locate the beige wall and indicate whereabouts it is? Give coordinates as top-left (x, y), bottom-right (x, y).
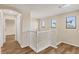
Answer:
top-left (22, 12), bottom-right (31, 32)
top-left (56, 10), bottom-right (79, 46)
top-left (38, 10), bottom-right (79, 47)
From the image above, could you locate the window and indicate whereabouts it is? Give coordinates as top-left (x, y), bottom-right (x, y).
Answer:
top-left (41, 20), bottom-right (45, 27)
top-left (51, 19), bottom-right (56, 28)
top-left (66, 16), bottom-right (76, 29)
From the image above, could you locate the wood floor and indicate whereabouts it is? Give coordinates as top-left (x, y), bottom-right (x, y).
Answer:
top-left (1, 35), bottom-right (36, 54)
top-left (1, 35), bottom-right (79, 54)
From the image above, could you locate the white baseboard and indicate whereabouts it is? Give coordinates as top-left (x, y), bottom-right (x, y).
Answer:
top-left (55, 41), bottom-right (79, 48)
top-left (20, 44), bottom-right (28, 48)
top-left (56, 41), bottom-right (63, 46)
top-left (36, 45), bottom-right (50, 53)
top-left (17, 40), bottom-right (79, 53)
top-left (17, 40), bottom-right (28, 48)
top-left (50, 44), bottom-right (57, 48)
top-left (29, 45), bottom-right (37, 52)
top-left (61, 41), bottom-right (79, 47)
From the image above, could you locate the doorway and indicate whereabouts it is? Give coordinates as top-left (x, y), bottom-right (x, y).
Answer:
top-left (0, 9), bottom-right (22, 53)
top-left (5, 18), bottom-right (16, 43)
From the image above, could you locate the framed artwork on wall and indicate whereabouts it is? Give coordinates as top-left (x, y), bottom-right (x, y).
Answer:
top-left (66, 16), bottom-right (76, 29)
top-left (51, 19), bottom-right (56, 28)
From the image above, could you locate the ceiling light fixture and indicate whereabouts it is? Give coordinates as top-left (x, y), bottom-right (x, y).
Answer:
top-left (59, 4), bottom-right (71, 8)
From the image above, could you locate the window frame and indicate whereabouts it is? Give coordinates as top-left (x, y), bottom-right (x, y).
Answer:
top-left (51, 19), bottom-right (56, 28)
top-left (66, 16), bottom-right (76, 29)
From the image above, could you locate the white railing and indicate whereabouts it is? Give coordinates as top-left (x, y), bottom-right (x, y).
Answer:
top-left (22, 30), bottom-right (57, 52)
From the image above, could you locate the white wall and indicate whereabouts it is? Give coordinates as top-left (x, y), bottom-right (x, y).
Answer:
top-left (5, 20), bottom-right (15, 35)
top-left (30, 18), bottom-right (38, 31)
top-left (0, 5), bottom-right (32, 48)
top-left (21, 11), bottom-right (32, 47)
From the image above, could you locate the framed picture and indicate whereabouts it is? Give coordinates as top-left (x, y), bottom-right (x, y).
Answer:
top-left (66, 16), bottom-right (76, 29)
top-left (51, 19), bottom-right (56, 28)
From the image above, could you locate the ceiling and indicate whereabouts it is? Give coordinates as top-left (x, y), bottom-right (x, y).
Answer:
top-left (2, 4), bottom-right (79, 18)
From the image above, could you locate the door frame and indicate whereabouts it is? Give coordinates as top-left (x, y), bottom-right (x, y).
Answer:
top-left (4, 16), bottom-right (17, 42)
top-left (0, 9), bottom-right (22, 48)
